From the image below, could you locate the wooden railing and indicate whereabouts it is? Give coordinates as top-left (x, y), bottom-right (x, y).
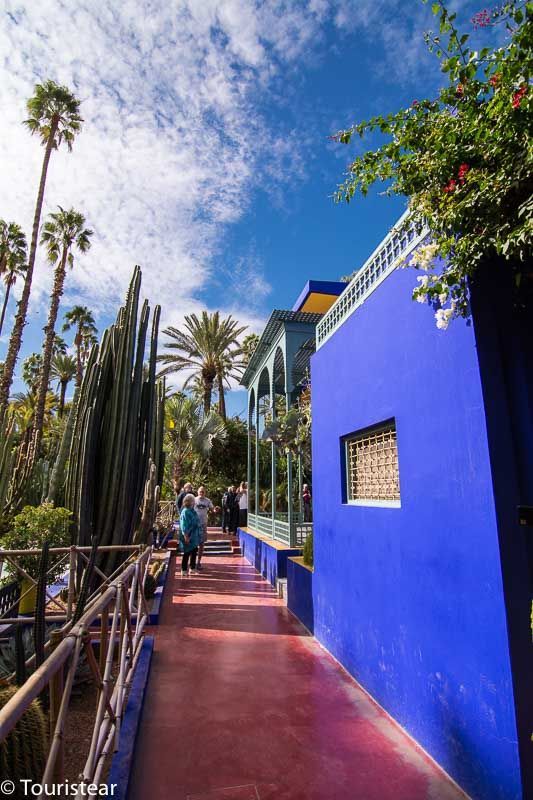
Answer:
top-left (0, 545), bottom-right (152, 793)
top-left (0, 544), bottom-right (145, 625)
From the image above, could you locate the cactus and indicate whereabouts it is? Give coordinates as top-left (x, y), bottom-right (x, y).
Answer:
top-left (14, 626), bottom-right (27, 687)
top-left (46, 385), bottom-right (80, 505)
top-left (64, 268), bottom-right (164, 576)
top-left (72, 534), bottom-right (99, 624)
top-left (0, 683), bottom-right (48, 792)
top-left (33, 541), bottom-right (49, 669)
top-left (0, 413), bottom-right (16, 510)
top-left (144, 560), bottom-right (165, 599)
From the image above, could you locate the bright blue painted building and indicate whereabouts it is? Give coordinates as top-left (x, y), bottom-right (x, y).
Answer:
top-left (309, 218), bottom-right (532, 799)
top-left (240, 213), bottom-right (533, 799)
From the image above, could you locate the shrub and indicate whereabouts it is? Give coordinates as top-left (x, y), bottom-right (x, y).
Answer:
top-left (333, 0), bottom-right (532, 326)
top-left (2, 503), bottom-right (72, 582)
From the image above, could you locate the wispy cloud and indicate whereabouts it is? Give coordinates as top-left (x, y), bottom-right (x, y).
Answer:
top-left (0, 0), bottom-right (332, 331)
top-left (0, 0), bottom-right (488, 347)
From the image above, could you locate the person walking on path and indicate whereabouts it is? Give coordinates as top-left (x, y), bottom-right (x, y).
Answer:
top-left (237, 481), bottom-right (248, 528)
top-left (179, 494), bottom-right (201, 576)
top-left (302, 483), bottom-right (312, 522)
top-left (176, 482), bottom-right (193, 517)
top-left (194, 486), bottom-right (213, 570)
top-left (222, 486), bottom-right (239, 533)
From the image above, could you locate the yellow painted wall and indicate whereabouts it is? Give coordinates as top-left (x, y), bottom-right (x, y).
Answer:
top-left (300, 293), bottom-right (339, 313)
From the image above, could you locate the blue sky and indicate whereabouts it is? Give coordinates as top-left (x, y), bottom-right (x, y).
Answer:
top-left (0, 0), bottom-right (496, 417)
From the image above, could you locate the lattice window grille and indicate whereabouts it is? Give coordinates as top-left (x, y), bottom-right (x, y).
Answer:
top-left (346, 425), bottom-right (400, 503)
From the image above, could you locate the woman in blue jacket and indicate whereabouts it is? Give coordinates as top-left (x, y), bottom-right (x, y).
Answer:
top-left (179, 494), bottom-right (201, 576)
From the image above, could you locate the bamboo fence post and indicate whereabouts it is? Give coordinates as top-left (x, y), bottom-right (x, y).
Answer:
top-left (99, 597), bottom-right (109, 679)
top-left (67, 545), bottom-right (76, 620)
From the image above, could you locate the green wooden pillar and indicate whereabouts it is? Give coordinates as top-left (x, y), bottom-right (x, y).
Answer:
top-left (246, 395), bottom-right (252, 521)
top-left (271, 389), bottom-right (277, 540)
top-left (255, 392), bottom-right (260, 520)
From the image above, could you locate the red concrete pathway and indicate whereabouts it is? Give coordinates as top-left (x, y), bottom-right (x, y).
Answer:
top-left (129, 556), bottom-right (468, 800)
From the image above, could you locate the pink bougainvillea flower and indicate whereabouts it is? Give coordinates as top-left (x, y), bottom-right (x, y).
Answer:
top-left (458, 163), bottom-right (470, 184)
top-left (512, 85), bottom-right (527, 109)
top-left (443, 179), bottom-right (457, 194)
top-left (472, 9), bottom-right (491, 29)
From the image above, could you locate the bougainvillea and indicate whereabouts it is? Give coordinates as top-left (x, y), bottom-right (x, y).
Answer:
top-left (333, 1), bottom-right (532, 328)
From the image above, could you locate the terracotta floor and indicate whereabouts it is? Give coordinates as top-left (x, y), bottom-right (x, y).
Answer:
top-left (128, 555), bottom-right (467, 800)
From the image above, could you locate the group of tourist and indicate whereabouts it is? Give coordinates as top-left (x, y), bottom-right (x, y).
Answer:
top-left (221, 482), bottom-right (248, 533)
top-left (161, 481), bottom-right (248, 577)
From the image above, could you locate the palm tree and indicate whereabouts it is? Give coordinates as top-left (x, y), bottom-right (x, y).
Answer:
top-left (0, 221), bottom-right (27, 336)
top-left (11, 389), bottom-right (58, 435)
top-left (31, 208), bottom-right (92, 458)
top-left (158, 311), bottom-right (246, 417)
top-left (62, 306), bottom-right (97, 386)
top-left (52, 334), bottom-right (67, 356)
top-left (0, 80), bottom-right (82, 415)
top-left (50, 353), bottom-right (77, 417)
top-left (242, 333), bottom-right (260, 366)
top-left (215, 344), bottom-right (245, 421)
top-left (21, 353), bottom-right (43, 392)
top-left (165, 393), bottom-right (227, 485)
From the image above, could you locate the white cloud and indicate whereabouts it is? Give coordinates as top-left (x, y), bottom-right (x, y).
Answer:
top-left (0, 0), bottom-right (331, 331)
top-left (1, 0), bottom-right (485, 360)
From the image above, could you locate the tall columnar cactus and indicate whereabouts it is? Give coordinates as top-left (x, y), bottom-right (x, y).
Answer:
top-left (14, 625), bottom-right (27, 687)
top-left (72, 535), bottom-right (99, 623)
top-left (64, 268), bottom-right (164, 574)
top-left (0, 413), bottom-right (16, 511)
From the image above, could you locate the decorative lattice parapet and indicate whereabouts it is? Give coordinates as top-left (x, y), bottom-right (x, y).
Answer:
top-left (316, 212), bottom-right (428, 348)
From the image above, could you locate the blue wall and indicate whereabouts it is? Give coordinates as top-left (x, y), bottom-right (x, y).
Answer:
top-left (311, 265), bottom-right (524, 800)
top-left (287, 558), bottom-right (314, 633)
top-left (238, 528), bottom-right (300, 586)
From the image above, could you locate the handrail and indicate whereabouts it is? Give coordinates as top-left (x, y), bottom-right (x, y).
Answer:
top-left (0, 544), bottom-right (143, 624)
top-left (0, 546), bottom-right (152, 794)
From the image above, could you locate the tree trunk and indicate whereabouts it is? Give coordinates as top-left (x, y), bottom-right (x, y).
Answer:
top-left (75, 329), bottom-right (83, 387)
top-left (217, 370), bottom-right (226, 420)
top-left (59, 380), bottom-right (67, 417)
top-left (30, 245), bottom-right (69, 462)
top-left (203, 377), bottom-right (213, 415)
top-left (0, 117), bottom-right (59, 415)
top-left (0, 283), bottom-right (11, 336)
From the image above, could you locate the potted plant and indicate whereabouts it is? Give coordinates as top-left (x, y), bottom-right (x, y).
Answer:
top-left (1, 504), bottom-right (72, 613)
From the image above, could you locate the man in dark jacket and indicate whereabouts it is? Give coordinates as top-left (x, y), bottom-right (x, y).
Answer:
top-left (222, 486), bottom-right (238, 534)
top-left (176, 482), bottom-right (193, 517)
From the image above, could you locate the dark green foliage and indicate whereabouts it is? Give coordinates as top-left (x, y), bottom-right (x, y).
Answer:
top-left (2, 504), bottom-right (71, 582)
top-left (176, 416), bottom-right (247, 510)
top-left (0, 683), bottom-right (48, 794)
top-left (33, 540), bottom-right (49, 669)
top-left (302, 531), bottom-right (313, 569)
top-left (64, 268), bottom-right (164, 575)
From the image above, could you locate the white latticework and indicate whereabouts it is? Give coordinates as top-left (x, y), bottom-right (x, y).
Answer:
top-left (316, 212), bottom-right (428, 348)
top-left (346, 425), bottom-right (400, 503)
